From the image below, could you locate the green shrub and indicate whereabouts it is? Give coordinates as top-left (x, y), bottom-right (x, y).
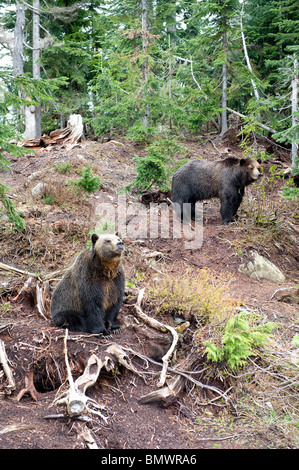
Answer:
top-left (69, 165), bottom-right (101, 194)
top-left (148, 268), bottom-right (277, 371)
top-left (204, 312), bottom-right (277, 369)
top-left (149, 268), bottom-right (240, 324)
top-left (280, 157), bottom-right (299, 201)
top-left (0, 184), bottom-right (25, 231)
top-left (125, 136), bottom-right (188, 193)
top-left (55, 162), bottom-right (72, 174)
top-left (42, 194), bottom-right (55, 205)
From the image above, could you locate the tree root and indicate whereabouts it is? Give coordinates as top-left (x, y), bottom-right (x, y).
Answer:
top-left (47, 330), bottom-right (148, 422)
top-left (134, 288), bottom-right (178, 388)
top-left (16, 371), bottom-right (39, 402)
top-left (0, 339), bottom-right (16, 395)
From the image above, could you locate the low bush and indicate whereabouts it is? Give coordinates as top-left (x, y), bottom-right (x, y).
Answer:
top-left (204, 311), bottom-right (277, 369)
top-left (149, 268), bottom-right (239, 325)
top-left (125, 136), bottom-right (188, 193)
top-left (68, 165), bottom-right (101, 194)
top-left (148, 268), bottom-right (277, 371)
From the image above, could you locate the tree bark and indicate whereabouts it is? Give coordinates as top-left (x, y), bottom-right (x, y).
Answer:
top-left (220, 30), bottom-right (228, 136)
top-left (141, 0), bottom-right (150, 127)
top-left (12, 0), bottom-right (26, 129)
top-left (23, 0), bottom-right (41, 140)
top-left (291, 58), bottom-right (298, 168)
top-left (13, 1), bottom-right (25, 78)
top-left (240, 2), bottom-right (260, 101)
top-left (32, 0), bottom-right (41, 138)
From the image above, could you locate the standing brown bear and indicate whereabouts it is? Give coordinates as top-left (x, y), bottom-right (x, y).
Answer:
top-left (51, 233), bottom-right (125, 335)
top-left (172, 156), bottom-right (262, 224)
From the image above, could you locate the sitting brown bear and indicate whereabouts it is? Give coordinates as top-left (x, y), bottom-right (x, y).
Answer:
top-left (50, 233), bottom-right (125, 335)
top-left (171, 156), bottom-right (262, 224)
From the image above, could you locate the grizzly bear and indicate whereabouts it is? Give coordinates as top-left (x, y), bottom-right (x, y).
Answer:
top-left (172, 156), bottom-right (262, 224)
top-left (51, 233), bottom-right (125, 335)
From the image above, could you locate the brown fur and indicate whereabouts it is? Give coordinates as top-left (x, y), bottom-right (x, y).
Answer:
top-left (50, 233), bottom-right (125, 334)
top-left (172, 156), bottom-right (262, 224)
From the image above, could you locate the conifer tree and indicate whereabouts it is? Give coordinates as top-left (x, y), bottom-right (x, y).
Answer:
top-left (181, 0), bottom-right (240, 135)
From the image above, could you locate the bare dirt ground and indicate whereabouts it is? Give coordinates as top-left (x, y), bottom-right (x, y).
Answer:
top-left (0, 135), bottom-right (298, 450)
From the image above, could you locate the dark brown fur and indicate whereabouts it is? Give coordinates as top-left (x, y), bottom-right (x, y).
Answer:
top-left (172, 156), bottom-right (262, 224)
top-left (50, 233), bottom-right (125, 334)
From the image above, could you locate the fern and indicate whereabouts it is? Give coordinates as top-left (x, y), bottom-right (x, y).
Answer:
top-left (204, 312), bottom-right (277, 370)
top-left (204, 341), bottom-right (224, 363)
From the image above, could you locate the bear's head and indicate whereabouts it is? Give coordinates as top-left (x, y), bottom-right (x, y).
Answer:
top-left (91, 232), bottom-right (124, 261)
top-left (240, 158), bottom-right (262, 185)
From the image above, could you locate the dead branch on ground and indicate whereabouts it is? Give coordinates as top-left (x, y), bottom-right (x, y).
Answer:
top-left (36, 281), bottom-right (51, 320)
top-left (123, 347), bottom-right (232, 406)
top-left (0, 262), bottom-right (37, 278)
top-left (48, 331), bottom-right (147, 422)
top-left (0, 262), bottom-right (67, 284)
top-left (50, 329), bottom-right (108, 422)
top-left (0, 339), bottom-right (16, 394)
top-left (135, 288), bottom-right (178, 388)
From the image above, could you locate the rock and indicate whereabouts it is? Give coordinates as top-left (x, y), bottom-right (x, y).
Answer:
top-left (28, 171), bottom-right (44, 180)
top-left (76, 154), bottom-right (88, 165)
top-left (31, 182), bottom-right (47, 197)
top-left (0, 280), bottom-right (9, 294)
top-left (238, 251), bottom-right (285, 283)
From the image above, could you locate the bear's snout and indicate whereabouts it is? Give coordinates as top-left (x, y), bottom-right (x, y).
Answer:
top-left (117, 240), bottom-right (124, 251)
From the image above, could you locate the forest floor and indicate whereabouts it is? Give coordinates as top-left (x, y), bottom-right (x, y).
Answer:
top-left (0, 134), bottom-right (298, 451)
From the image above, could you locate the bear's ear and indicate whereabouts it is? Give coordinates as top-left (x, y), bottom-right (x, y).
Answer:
top-left (257, 158), bottom-right (262, 164)
top-left (91, 233), bottom-right (99, 246)
top-left (240, 158), bottom-right (247, 166)
top-left (115, 231), bottom-right (122, 239)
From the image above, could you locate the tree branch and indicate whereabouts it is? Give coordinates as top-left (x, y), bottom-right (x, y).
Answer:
top-left (227, 107), bottom-right (277, 134)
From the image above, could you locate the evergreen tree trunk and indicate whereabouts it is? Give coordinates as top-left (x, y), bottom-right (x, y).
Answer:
top-left (141, 0), bottom-right (150, 127)
top-left (23, 0), bottom-right (41, 140)
top-left (13, 0), bottom-right (25, 130)
top-left (33, 0), bottom-right (41, 138)
top-left (240, 2), bottom-right (260, 101)
top-left (166, 0), bottom-right (176, 47)
top-left (291, 58), bottom-right (298, 168)
top-left (220, 31), bottom-right (228, 136)
top-left (168, 34), bottom-right (172, 129)
top-left (13, 0), bottom-right (25, 78)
